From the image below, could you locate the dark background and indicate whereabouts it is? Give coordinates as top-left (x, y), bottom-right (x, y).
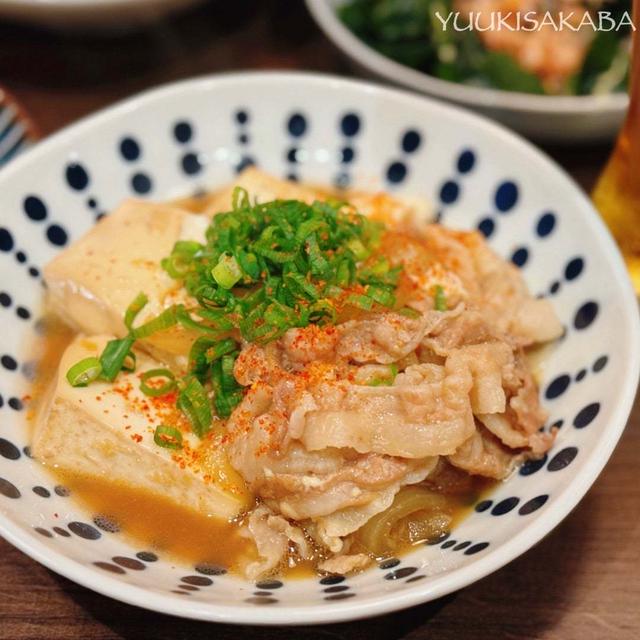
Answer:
top-left (1, 2), bottom-right (638, 639)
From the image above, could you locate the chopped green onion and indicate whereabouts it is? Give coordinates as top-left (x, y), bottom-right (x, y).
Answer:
top-left (346, 293), bottom-right (374, 310)
top-left (124, 292), bottom-right (148, 330)
top-left (346, 237), bottom-right (369, 260)
top-left (211, 358), bottom-right (243, 418)
top-left (434, 285), bottom-right (447, 311)
top-left (66, 357), bottom-right (102, 387)
top-left (211, 254), bottom-right (242, 289)
top-left (153, 424), bottom-right (183, 450)
top-left (232, 186), bottom-right (250, 210)
top-left (308, 299), bottom-right (337, 324)
top-left (100, 337), bottom-right (135, 382)
top-left (122, 351), bottom-right (137, 372)
top-left (132, 306), bottom-right (178, 339)
top-left (140, 368), bottom-right (177, 397)
top-left (178, 376), bottom-right (212, 438)
top-left (219, 354), bottom-right (238, 393)
top-left (236, 250), bottom-right (260, 280)
top-left (176, 306), bottom-right (228, 336)
top-left (398, 306), bottom-right (421, 319)
top-left (205, 338), bottom-right (237, 362)
top-left (366, 284), bottom-right (396, 308)
top-left (367, 363), bottom-right (399, 387)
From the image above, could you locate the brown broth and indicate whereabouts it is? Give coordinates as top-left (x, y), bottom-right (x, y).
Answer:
top-left (54, 469), bottom-right (257, 572)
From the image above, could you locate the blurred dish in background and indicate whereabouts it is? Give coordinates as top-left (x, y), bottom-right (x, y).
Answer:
top-left (593, 0), bottom-right (640, 291)
top-left (0, 0), bottom-right (205, 30)
top-left (306, 0), bottom-right (630, 142)
top-left (0, 88), bottom-right (37, 167)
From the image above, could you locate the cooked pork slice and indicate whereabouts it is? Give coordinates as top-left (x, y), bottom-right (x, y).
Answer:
top-left (447, 426), bottom-right (521, 480)
top-left (302, 361), bottom-right (475, 458)
top-left (32, 335), bottom-right (249, 520)
top-left (241, 505), bottom-right (312, 579)
top-left (43, 200), bottom-right (207, 368)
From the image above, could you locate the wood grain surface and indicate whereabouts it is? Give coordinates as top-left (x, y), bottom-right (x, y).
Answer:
top-left (0, 2), bottom-right (637, 638)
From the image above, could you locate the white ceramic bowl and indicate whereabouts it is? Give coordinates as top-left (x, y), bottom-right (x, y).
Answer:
top-left (0, 0), bottom-right (204, 29)
top-left (306, 0), bottom-right (629, 143)
top-left (0, 72), bottom-right (637, 625)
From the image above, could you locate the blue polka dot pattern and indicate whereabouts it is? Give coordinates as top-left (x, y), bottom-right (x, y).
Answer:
top-left (565, 257), bottom-right (584, 281)
top-left (439, 180), bottom-right (459, 204)
top-left (457, 149), bottom-right (475, 174)
top-left (475, 500), bottom-right (493, 512)
top-left (23, 196), bottom-right (47, 221)
top-left (181, 153), bottom-right (202, 176)
top-left (0, 228), bottom-right (15, 251)
top-left (548, 447), bottom-right (578, 471)
top-left (464, 542), bottom-right (489, 555)
top-left (495, 181), bottom-right (518, 212)
top-left (511, 247), bottom-right (529, 268)
top-left (387, 162), bottom-right (407, 184)
top-left (46, 225), bottom-right (68, 247)
top-left (335, 113), bottom-right (362, 188)
top-left (518, 495), bottom-right (548, 515)
top-left (536, 212), bottom-right (556, 237)
top-left (491, 497), bottom-right (520, 515)
top-left (65, 163), bottom-right (90, 191)
top-left (131, 173), bottom-right (152, 195)
top-left (574, 301), bottom-right (598, 330)
top-left (477, 217), bottom-right (495, 238)
top-left (401, 130), bottom-right (421, 154)
top-left (340, 113), bottom-right (360, 137)
top-left (519, 454), bottom-right (548, 476)
top-left (287, 113), bottom-right (307, 138)
top-left (545, 374), bottom-right (570, 400)
top-left (173, 121), bottom-right (193, 144)
top-left (573, 402), bottom-right (600, 428)
top-left (119, 137), bottom-right (141, 162)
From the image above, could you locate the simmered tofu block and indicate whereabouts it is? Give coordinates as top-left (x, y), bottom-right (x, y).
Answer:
top-left (32, 335), bottom-right (250, 520)
top-left (202, 167), bottom-right (434, 227)
top-left (202, 167), bottom-right (321, 214)
top-left (43, 200), bottom-right (207, 368)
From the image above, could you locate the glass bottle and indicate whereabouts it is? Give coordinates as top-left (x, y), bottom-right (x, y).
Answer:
top-left (592, 1), bottom-right (640, 291)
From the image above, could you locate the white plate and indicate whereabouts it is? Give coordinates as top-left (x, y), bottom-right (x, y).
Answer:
top-left (0, 71), bottom-right (637, 624)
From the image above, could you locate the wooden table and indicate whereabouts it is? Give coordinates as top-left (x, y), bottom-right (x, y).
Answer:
top-left (1, 2), bottom-right (637, 638)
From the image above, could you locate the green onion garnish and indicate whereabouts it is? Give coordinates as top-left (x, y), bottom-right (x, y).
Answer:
top-left (122, 351), bottom-right (137, 372)
top-left (367, 363), bottom-right (399, 387)
top-left (434, 285), bottom-right (447, 311)
top-left (153, 424), bottom-right (183, 450)
top-left (211, 253), bottom-right (242, 289)
top-left (177, 376), bottom-right (212, 438)
top-left (140, 368), bottom-right (176, 397)
top-left (124, 292), bottom-right (148, 331)
top-left (99, 336), bottom-right (135, 382)
top-left (132, 306), bottom-right (178, 339)
top-left (161, 190), bottom-right (394, 346)
top-left (66, 357), bottom-right (102, 387)
top-left (211, 356), bottom-right (243, 418)
top-left (398, 306), bottom-right (421, 319)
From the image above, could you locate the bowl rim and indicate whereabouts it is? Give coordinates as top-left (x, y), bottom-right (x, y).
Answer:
top-left (0, 70), bottom-right (638, 625)
top-left (305, 0), bottom-right (629, 115)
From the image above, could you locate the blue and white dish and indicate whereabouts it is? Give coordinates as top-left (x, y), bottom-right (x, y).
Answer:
top-left (0, 72), bottom-right (637, 624)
